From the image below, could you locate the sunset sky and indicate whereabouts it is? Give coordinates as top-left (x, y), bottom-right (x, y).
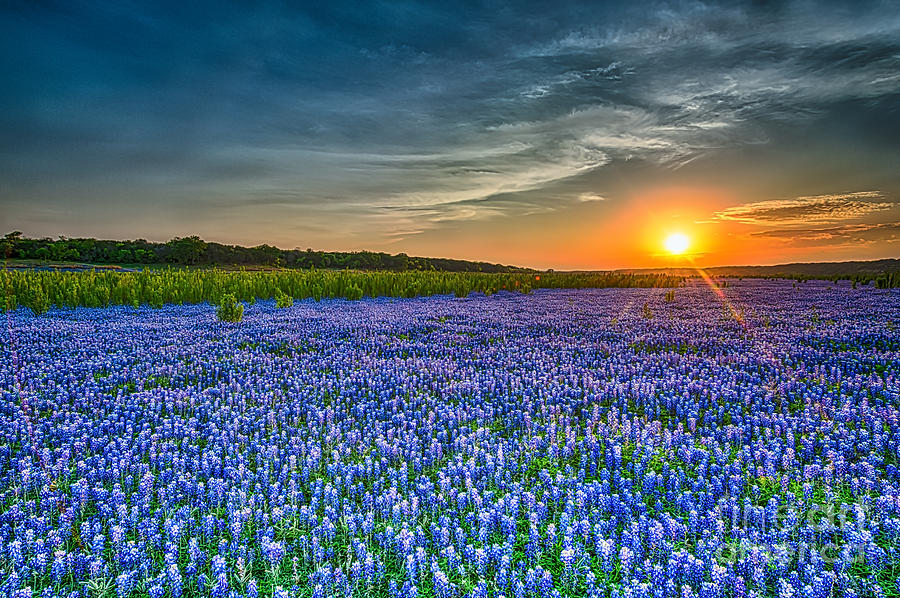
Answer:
top-left (2, 1), bottom-right (899, 269)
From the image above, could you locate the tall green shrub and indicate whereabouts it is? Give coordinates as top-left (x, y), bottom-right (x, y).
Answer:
top-left (275, 288), bottom-right (293, 308)
top-left (30, 287), bottom-right (49, 315)
top-left (217, 293), bottom-right (244, 322)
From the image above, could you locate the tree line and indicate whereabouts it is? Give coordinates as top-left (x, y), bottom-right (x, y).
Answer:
top-left (1, 232), bottom-right (528, 272)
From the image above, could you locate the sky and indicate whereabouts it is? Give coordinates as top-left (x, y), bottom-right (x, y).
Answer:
top-left (1, 1), bottom-right (899, 269)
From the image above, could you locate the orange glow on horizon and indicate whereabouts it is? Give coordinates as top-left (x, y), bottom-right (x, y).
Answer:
top-left (398, 183), bottom-right (894, 270)
top-left (601, 185), bottom-right (735, 267)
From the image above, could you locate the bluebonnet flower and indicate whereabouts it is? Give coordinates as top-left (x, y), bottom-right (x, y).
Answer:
top-left (560, 547), bottom-right (576, 570)
top-left (3, 571), bottom-right (21, 595)
top-left (620, 546), bottom-right (634, 577)
top-left (166, 563), bottom-right (182, 598)
top-left (51, 550), bottom-right (68, 583)
top-left (262, 538), bottom-right (286, 571)
top-left (474, 548), bottom-right (486, 577)
top-left (211, 571), bottom-right (228, 598)
top-left (363, 553), bottom-right (375, 585)
top-left (116, 572), bottom-right (132, 598)
top-left (541, 569), bottom-right (554, 595)
top-left (598, 538), bottom-right (614, 573)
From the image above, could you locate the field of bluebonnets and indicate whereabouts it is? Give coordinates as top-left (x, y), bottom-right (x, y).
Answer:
top-left (1, 278), bottom-right (899, 598)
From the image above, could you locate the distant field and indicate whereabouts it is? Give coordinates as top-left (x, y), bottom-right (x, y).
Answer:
top-left (0, 269), bottom-right (681, 314)
top-left (622, 259), bottom-right (900, 288)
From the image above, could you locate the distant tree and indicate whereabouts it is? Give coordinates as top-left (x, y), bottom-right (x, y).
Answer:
top-left (3, 231), bottom-right (22, 258)
top-left (166, 236), bottom-right (208, 265)
top-left (50, 240), bottom-right (80, 261)
top-left (252, 244), bottom-right (281, 266)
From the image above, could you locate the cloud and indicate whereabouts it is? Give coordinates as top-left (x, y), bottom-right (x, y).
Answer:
top-left (713, 192), bottom-right (894, 225)
top-left (750, 221), bottom-right (900, 246)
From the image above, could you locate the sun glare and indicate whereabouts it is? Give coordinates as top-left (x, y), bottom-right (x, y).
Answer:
top-left (664, 232), bottom-right (690, 255)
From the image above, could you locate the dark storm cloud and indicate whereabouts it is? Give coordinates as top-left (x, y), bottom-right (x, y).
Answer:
top-left (1, 1), bottom-right (899, 244)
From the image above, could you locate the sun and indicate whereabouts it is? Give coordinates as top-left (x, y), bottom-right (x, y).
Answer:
top-left (664, 232), bottom-right (690, 255)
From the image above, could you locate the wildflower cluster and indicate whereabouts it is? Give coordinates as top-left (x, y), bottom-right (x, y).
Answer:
top-left (0, 280), bottom-right (898, 598)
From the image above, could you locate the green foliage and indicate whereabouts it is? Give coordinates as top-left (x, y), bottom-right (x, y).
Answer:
top-left (81, 576), bottom-right (114, 598)
top-left (642, 302), bottom-right (653, 319)
top-left (719, 269), bottom-right (900, 288)
top-left (0, 269), bottom-right (681, 313)
top-left (216, 293), bottom-right (244, 322)
top-left (874, 271), bottom-right (900, 288)
top-left (165, 235), bottom-right (207, 265)
top-left (629, 340), bottom-right (697, 355)
top-left (2, 230), bottom-right (21, 258)
top-left (4, 232), bottom-right (535, 271)
top-left (274, 288), bottom-right (293, 308)
top-left (29, 286), bottom-right (50, 315)
top-left (664, 289), bottom-right (675, 302)
top-left (344, 283), bottom-right (364, 301)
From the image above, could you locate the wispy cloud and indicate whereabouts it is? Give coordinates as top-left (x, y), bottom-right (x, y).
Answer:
top-left (750, 221), bottom-right (900, 247)
top-left (713, 192), bottom-right (894, 225)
